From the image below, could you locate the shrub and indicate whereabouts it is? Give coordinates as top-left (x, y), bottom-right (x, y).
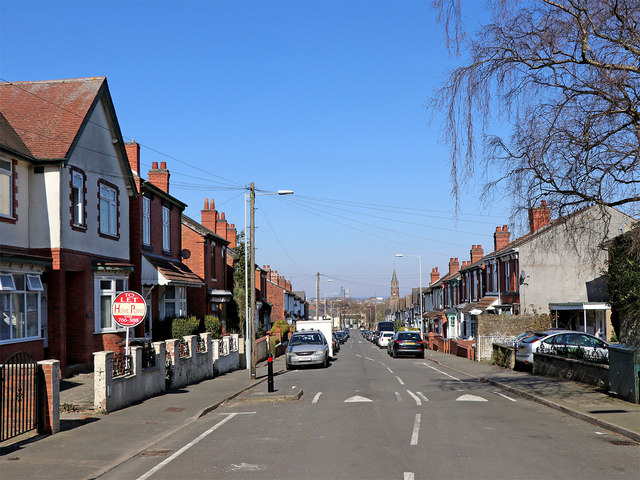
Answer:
top-left (270, 320), bottom-right (290, 338)
top-left (204, 315), bottom-right (222, 338)
top-left (171, 316), bottom-right (200, 339)
top-left (269, 335), bottom-right (279, 355)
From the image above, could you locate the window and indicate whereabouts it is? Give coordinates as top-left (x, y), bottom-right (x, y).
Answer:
top-left (162, 206), bottom-right (170, 251)
top-left (142, 196), bottom-right (151, 245)
top-left (162, 285), bottom-right (186, 319)
top-left (71, 171), bottom-right (85, 225)
top-left (210, 242), bottom-right (216, 280)
top-left (94, 276), bottom-right (128, 332)
top-left (0, 273), bottom-right (43, 343)
top-left (491, 263), bottom-right (497, 292)
top-left (504, 261), bottom-right (511, 292)
top-left (0, 159), bottom-right (13, 217)
top-left (99, 183), bottom-right (118, 236)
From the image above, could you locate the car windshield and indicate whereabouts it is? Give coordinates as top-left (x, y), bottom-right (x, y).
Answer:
top-left (290, 333), bottom-right (324, 345)
top-left (397, 333), bottom-right (421, 341)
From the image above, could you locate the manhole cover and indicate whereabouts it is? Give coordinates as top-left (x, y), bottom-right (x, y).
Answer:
top-left (138, 450), bottom-right (173, 457)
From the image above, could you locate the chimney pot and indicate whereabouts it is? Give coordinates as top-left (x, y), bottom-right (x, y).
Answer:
top-left (160, 161), bottom-right (167, 169)
top-left (152, 161), bottom-right (158, 169)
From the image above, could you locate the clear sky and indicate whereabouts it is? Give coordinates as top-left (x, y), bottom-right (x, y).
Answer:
top-left (1, 0), bottom-right (511, 299)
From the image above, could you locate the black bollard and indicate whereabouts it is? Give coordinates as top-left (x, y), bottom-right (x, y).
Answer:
top-left (267, 352), bottom-right (274, 392)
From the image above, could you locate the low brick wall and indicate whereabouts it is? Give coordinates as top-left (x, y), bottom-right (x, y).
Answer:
top-left (38, 360), bottom-right (60, 435)
top-left (213, 334), bottom-right (240, 375)
top-left (477, 335), bottom-right (517, 361)
top-left (255, 336), bottom-right (269, 363)
top-left (533, 352), bottom-right (609, 388)
top-left (492, 343), bottom-right (516, 369)
top-left (451, 339), bottom-right (475, 360)
top-left (166, 334), bottom-right (213, 389)
top-left (436, 337), bottom-right (450, 353)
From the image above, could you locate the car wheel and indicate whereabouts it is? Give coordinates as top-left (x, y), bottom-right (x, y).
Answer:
top-left (324, 355), bottom-right (329, 368)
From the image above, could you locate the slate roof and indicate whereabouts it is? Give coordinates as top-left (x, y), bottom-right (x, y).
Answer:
top-left (0, 77), bottom-right (105, 160)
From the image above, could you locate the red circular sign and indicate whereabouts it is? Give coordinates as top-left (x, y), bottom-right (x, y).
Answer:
top-left (112, 291), bottom-right (147, 328)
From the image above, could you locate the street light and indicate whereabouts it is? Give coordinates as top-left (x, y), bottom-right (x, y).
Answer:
top-left (245, 183), bottom-right (294, 379)
top-left (395, 253), bottom-right (423, 340)
top-left (315, 275), bottom-right (333, 320)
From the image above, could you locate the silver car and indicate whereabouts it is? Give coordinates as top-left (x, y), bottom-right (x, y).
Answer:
top-left (515, 330), bottom-right (608, 365)
top-left (285, 330), bottom-right (329, 370)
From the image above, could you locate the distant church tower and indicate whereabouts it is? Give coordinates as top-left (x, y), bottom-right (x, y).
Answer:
top-left (390, 268), bottom-right (399, 312)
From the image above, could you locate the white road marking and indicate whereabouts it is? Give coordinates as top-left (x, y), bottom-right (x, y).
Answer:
top-left (395, 391), bottom-right (402, 402)
top-left (421, 362), bottom-right (463, 382)
top-left (404, 473), bottom-right (415, 480)
top-left (416, 392), bottom-right (429, 402)
top-left (396, 376), bottom-right (405, 385)
top-left (493, 391), bottom-right (517, 402)
top-left (387, 367), bottom-right (394, 374)
top-left (365, 357), bottom-right (375, 362)
top-left (406, 390), bottom-right (421, 406)
top-left (136, 412), bottom-right (254, 480)
top-left (410, 414), bottom-right (421, 445)
top-left (355, 354), bottom-right (362, 358)
top-left (312, 392), bottom-right (323, 404)
top-left (456, 394), bottom-right (487, 402)
top-left (345, 395), bottom-right (373, 403)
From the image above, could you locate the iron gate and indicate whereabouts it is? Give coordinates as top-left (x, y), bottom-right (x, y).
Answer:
top-left (1, 351), bottom-right (38, 442)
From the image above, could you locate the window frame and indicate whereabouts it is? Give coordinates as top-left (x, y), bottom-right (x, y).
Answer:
top-left (98, 181), bottom-right (119, 238)
top-left (0, 272), bottom-right (42, 344)
top-left (70, 169), bottom-right (86, 228)
top-left (94, 276), bottom-right (128, 333)
top-left (162, 206), bottom-right (170, 251)
top-left (142, 196), bottom-right (151, 246)
top-left (0, 159), bottom-right (13, 219)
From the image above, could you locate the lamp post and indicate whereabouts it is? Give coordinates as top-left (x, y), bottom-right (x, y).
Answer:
top-left (315, 275), bottom-right (332, 320)
top-left (245, 183), bottom-right (294, 379)
top-left (395, 253), bottom-right (423, 339)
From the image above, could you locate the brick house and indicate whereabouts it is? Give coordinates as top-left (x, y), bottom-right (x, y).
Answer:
top-left (0, 78), bottom-right (137, 374)
top-left (124, 142), bottom-right (202, 341)
top-left (181, 208), bottom-right (232, 324)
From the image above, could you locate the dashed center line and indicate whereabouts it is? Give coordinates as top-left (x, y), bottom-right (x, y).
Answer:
top-left (410, 414), bottom-right (421, 445)
top-left (387, 367), bottom-right (394, 374)
top-left (395, 391), bottom-right (402, 402)
top-left (396, 376), bottom-right (405, 385)
top-left (416, 392), bottom-right (429, 402)
top-left (312, 392), bottom-right (323, 404)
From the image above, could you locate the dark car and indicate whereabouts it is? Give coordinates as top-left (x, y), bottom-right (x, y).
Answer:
top-left (335, 331), bottom-right (346, 343)
top-left (388, 331), bottom-right (425, 359)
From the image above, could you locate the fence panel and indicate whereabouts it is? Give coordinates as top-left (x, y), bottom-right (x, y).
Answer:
top-left (1, 351), bottom-right (38, 442)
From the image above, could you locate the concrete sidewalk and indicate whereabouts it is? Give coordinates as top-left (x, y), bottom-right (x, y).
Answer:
top-left (2, 350), bottom-right (639, 479)
top-left (424, 349), bottom-right (640, 443)
top-left (0, 356), bottom-right (286, 480)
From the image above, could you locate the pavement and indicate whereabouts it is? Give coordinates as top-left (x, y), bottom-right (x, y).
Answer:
top-left (1, 348), bottom-right (639, 479)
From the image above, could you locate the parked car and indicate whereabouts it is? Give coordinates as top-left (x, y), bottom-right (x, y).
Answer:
top-left (377, 331), bottom-right (395, 348)
top-left (331, 332), bottom-right (341, 353)
top-left (285, 330), bottom-right (330, 370)
top-left (515, 330), bottom-right (608, 365)
top-left (335, 331), bottom-right (346, 343)
top-left (388, 331), bottom-right (425, 358)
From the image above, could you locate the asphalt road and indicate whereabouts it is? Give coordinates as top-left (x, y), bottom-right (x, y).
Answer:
top-left (99, 335), bottom-right (640, 480)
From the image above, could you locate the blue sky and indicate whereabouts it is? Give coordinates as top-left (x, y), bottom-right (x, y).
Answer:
top-left (1, 0), bottom-right (510, 299)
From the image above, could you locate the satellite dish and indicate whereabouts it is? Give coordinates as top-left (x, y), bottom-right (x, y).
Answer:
top-left (181, 249), bottom-right (191, 260)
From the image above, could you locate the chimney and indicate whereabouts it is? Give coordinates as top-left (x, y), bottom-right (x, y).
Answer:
top-left (227, 223), bottom-right (237, 248)
top-left (494, 225), bottom-right (511, 251)
top-left (448, 258), bottom-right (460, 275)
top-left (148, 161), bottom-right (170, 193)
top-left (201, 198), bottom-right (218, 232)
top-left (216, 212), bottom-right (228, 239)
top-left (430, 267), bottom-right (440, 285)
top-left (286, 280), bottom-right (292, 291)
top-left (529, 200), bottom-right (551, 233)
top-left (124, 141), bottom-right (140, 176)
top-left (470, 244), bottom-right (484, 264)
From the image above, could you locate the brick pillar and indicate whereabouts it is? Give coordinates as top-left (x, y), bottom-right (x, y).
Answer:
top-left (38, 360), bottom-right (60, 435)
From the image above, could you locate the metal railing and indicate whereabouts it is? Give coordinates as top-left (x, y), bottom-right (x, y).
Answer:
top-left (141, 343), bottom-right (156, 369)
top-left (113, 352), bottom-right (133, 377)
top-left (220, 338), bottom-right (229, 356)
top-left (196, 336), bottom-right (206, 353)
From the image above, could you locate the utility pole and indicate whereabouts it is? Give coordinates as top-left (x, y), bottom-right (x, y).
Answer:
top-left (316, 272), bottom-right (320, 320)
top-left (249, 182), bottom-right (256, 379)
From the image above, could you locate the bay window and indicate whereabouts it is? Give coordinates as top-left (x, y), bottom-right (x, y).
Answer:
top-left (0, 272), bottom-right (43, 343)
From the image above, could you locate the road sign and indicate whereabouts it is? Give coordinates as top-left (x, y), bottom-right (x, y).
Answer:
top-left (112, 291), bottom-right (147, 328)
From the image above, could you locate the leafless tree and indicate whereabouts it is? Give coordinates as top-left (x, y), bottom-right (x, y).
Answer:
top-left (431, 0), bottom-right (640, 222)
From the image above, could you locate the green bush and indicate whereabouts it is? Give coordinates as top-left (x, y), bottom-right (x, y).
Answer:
top-left (204, 315), bottom-right (222, 338)
top-left (269, 335), bottom-right (279, 355)
top-left (270, 320), bottom-right (290, 338)
top-left (171, 316), bottom-right (200, 339)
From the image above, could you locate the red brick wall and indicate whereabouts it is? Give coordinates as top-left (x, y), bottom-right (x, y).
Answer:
top-left (0, 340), bottom-right (44, 364)
top-left (266, 281), bottom-right (285, 325)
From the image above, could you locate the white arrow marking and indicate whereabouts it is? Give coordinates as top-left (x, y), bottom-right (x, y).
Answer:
top-left (416, 392), bottom-right (429, 402)
top-left (345, 395), bottom-right (373, 403)
top-left (406, 390), bottom-right (421, 406)
top-left (404, 473), bottom-right (415, 480)
top-left (456, 394), bottom-right (487, 402)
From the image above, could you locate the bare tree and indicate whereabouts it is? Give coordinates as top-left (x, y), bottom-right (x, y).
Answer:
top-left (431, 0), bottom-right (640, 221)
